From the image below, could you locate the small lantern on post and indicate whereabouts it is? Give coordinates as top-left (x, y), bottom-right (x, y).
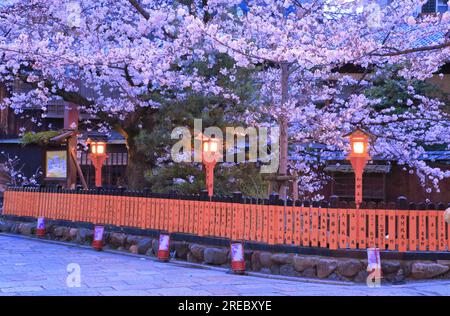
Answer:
top-left (202, 136), bottom-right (220, 198)
top-left (87, 133), bottom-right (108, 188)
top-left (344, 128), bottom-right (374, 209)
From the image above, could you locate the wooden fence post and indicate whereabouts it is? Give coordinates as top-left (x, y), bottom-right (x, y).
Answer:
top-left (285, 198), bottom-right (293, 245)
top-left (386, 201), bottom-right (397, 251)
top-left (276, 197), bottom-right (285, 245)
top-left (348, 201), bottom-right (358, 249)
top-left (338, 201), bottom-right (348, 249)
top-left (329, 196), bottom-right (339, 250)
top-left (302, 200), bottom-right (311, 247)
top-left (311, 201), bottom-right (320, 247)
top-left (358, 201), bottom-right (367, 249)
top-left (267, 193), bottom-right (278, 245)
top-left (262, 198), bottom-right (270, 243)
top-left (200, 190), bottom-right (209, 236)
top-left (428, 202), bottom-right (437, 251)
top-left (396, 196), bottom-right (408, 252)
top-left (417, 202), bottom-right (428, 251)
top-left (319, 200), bottom-right (329, 248)
top-left (232, 192), bottom-right (243, 240)
top-left (437, 202), bottom-right (447, 251)
top-left (408, 202), bottom-right (418, 251)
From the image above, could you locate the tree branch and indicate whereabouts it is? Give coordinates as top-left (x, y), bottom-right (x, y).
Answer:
top-left (128, 0), bottom-right (150, 20)
top-left (373, 41), bottom-right (450, 57)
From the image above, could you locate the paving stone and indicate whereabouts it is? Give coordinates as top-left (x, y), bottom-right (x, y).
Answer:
top-left (2, 234), bottom-right (450, 296)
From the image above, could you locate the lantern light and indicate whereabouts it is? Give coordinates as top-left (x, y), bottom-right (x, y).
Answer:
top-left (96, 142), bottom-right (106, 155)
top-left (201, 136), bottom-right (220, 198)
top-left (210, 139), bottom-right (218, 153)
top-left (202, 137), bottom-right (219, 154)
top-left (87, 134), bottom-right (108, 188)
top-left (345, 129), bottom-right (372, 159)
top-left (352, 140), bottom-right (365, 155)
top-left (344, 128), bottom-right (374, 209)
top-left (90, 141), bottom-right (106, 156)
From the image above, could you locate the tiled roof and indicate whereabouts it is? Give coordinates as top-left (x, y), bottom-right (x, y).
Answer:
top-left (0, 130), bottom-right (127, 145)
top-left (291, 149), bottom-right (450, 162)
top-left (324, 164), bottom-right (391, 173)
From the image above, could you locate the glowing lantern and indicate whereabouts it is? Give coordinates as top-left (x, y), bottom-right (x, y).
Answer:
top-left (202, 137), bottom-right (220, 198)
top-left (87, 135), bottom-right (108, 188)
top-left (344, 128), bottom-right (373, 208)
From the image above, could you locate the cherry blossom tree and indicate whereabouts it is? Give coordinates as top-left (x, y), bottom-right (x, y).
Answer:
top-left (0, 0), bottom-right (230, 188)
top-left (181, 0), bottom-right (450, 198)
top-left (0, 0), bottom-right (449, 198)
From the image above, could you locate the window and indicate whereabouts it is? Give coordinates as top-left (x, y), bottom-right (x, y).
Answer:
top-left (331, 173), bottom-right (386, 202)
top-left (437, 0), bottom-right (449, 12)
top-left (46, 103), bottom-right (65, 118)
top-left (422, 0), bottom-right (449, 13)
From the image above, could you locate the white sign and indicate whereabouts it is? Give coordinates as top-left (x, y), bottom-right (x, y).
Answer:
top-left (37, 217), bottom-right (45, 229)
top-left (366, 247), bottom-right (381, 287)
top-left (231, 243), bottom-right (244, 262)
top-left (94, 226), bottom-right (104, 241)
top-left (367, 247), bottom-right (381, 269)
top-left (159, 234), bottom-right (170, 251)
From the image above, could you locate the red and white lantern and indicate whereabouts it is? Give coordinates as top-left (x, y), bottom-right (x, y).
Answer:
top-left (158, 233), bottom-right (170, 262)
top-left (92, 226), bottom-right (104, 251)
top-left (230, 241), bottom-right (245, 274)
top-left (367, 247), bottom-right (382, 286)
top-left (367, 247), bottom-right (381, 270)
top-left (36, 217), bottom-right (45, 238)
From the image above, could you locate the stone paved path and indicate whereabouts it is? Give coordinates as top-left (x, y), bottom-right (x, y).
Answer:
top-left (1, 234), bottom-right (450, 296)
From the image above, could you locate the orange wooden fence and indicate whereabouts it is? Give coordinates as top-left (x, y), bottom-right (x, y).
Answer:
top-left (2, 187), bottom-right (449, 252)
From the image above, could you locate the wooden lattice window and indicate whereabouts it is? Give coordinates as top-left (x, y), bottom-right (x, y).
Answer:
top-left (331, 173), bottom-right (386, 202)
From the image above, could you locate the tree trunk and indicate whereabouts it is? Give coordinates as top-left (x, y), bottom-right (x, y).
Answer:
top-left (125, 137), bottom-right (148, 189)
top-left (278, 62), bottom-right (289, 199)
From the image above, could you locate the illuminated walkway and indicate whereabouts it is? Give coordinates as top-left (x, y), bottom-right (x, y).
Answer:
top-left (1, 234), bottom-right (449, 296)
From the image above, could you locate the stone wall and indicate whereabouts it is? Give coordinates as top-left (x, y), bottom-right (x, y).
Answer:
top-left (2, 218), bottom-right (450, 283)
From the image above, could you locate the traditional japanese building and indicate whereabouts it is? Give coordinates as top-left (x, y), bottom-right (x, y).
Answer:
top-left (0, 82), bottom-right (128, 190)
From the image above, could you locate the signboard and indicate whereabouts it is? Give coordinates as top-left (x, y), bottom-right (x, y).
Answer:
top-left (94, 226), bottom-right (104, 241)
top-left (45, 150), bottom-right (67, 179)
top-left (159, 234), bottom-right (170, 251)
top-left (367, 247), bottom-right (381, 270)
top-left (37, 217), bottom-right (45, 229)
top-left (231, 242), bottom-right (244, 262)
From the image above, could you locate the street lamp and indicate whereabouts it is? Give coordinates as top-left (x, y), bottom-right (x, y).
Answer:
top-left (344, 128), bottom-right (373, 209)
top-left (87, 136), bottom-right (108, 188)
top-left (202, 136), bottom-right (219, 198)
top-left (90, 141), bottom-right (106, 156)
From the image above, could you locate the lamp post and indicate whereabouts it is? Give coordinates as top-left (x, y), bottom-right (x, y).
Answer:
top-left (202, 137), bottom-right (219, 198)
top-left (87, 138), bottom-right (107, 188)
top-left (345, 128), bottom-right (372, 209)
